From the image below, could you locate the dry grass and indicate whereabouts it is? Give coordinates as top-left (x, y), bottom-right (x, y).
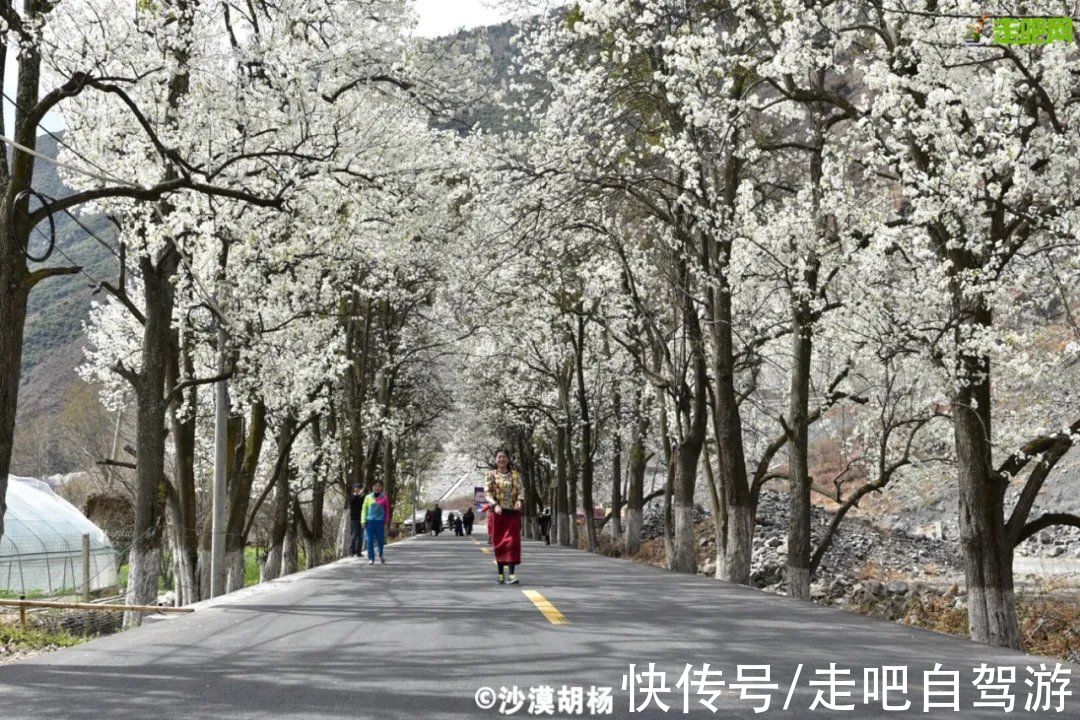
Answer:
top-left (900, 594), bottom-right (970, 637)
top-left (850, 590), bottom-right (1080, 662)
top-left (1017, 595), bottom-right (1080, 661)
top-left (854, 560), bottom-right (911, 582)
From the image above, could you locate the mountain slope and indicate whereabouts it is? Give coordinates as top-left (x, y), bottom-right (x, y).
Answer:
top-left (19, 134), bottom-right (118, 420)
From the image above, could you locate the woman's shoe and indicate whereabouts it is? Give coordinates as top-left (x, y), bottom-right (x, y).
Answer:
top-left (497, 574), bottom-right (505, 585)
top-left (507, 575), bottom-right (520, 585)
top-left (379, 556), bottom-right (386, 564)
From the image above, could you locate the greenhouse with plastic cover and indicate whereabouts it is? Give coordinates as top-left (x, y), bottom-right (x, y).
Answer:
top-left (0, 476), bottom-right (117, 598)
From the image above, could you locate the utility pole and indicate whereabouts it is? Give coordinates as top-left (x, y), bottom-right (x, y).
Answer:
top-left (109, 407), bottom-right (123, 460)
top-left (209, 319), bottom-right (229, 597)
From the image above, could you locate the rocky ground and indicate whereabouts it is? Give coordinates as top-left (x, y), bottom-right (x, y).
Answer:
top-left (855, 454), bottom-right (1080, 555)
top-left (1016, 525), bottom-right (1080, 559)
top-left (640, 489), bottom-right (961, 594)
top-left (630, 490), bottom-right (1079, 661)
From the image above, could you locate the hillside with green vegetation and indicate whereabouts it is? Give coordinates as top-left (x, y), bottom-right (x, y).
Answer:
top-left (20, 135), bottom-right (117, 398)
top-left (11, 135), bottom-right (117, 475)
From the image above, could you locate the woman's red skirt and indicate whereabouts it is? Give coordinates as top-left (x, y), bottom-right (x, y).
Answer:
top-left (490, 510), bottom-right (522, 564)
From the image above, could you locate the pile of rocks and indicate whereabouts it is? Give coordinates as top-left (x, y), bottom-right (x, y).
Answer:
top-left (639, 502), bottom-right (711, 540)
top-left (1016, 525), bottom-right (1080, 559)
top-left (883, 472), bottom-right (1080, 562)
top-left (694, 490), bottom-right (961, 595)
top-left (835, 578), bottom-right (967, 622)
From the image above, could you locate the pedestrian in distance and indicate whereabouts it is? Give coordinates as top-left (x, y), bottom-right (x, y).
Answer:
top-left (538, 507), bottom-right (552, 545)
top-left (425, 508), bottom-right (435, 535)
top-left (453, 514), bottom-right (464, 536)
top-left (462, 506), bottom-right (475, 536)
top-left (485, 448), bottom-right (523, 585)
top-left (348, 483), bottom-right (366, 557)
top-left (363, 481), bottom-right (391, 565)
top-left (433, 503), bottom-right (443, 536)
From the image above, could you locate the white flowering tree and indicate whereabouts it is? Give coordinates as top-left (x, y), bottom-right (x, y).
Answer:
top-left (829, 2), bottom-right (1080, 649)
top-left (65, 0), bottom-right (478, 618)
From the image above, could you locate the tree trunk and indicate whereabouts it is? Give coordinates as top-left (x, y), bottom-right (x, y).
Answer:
top-left (953, 295), bottom-right (1020, 649)
top-left (611, 390), bottom-right (624, 540)
top-left (281, 505), bottom-right (299, 577)
top-left (225, 547), bottom-right (246, 593)
top-left (574, 316), bottom-right (597, 553)
top-left (127, 1), bottom-right (194, 622)
top-left (344, 294), bottom-right (372, 489)
top-left (0, 11), bottom-right (54, 550)
top-left (712, 273), bottom-right (752, 585)
top-left (299, 420), bottom-right (326, 570)
top-left (124, 536), bottom-right (163, 628)
top-left (703, 444), bottom-right (726, 578)
top-left (125, 251), bottom-right (179, 628)
top-left (786, 304), bottom-right (814, 600)
top-left (566, 422), bottom-right (580, 549)
top-left (307, 482), bottom-right (325, 570)
top-left (671, 439), bottom-right (701, 574)
top-left (261, 541), bottom-right (282, 583)
top-left (261, 416), bottom-right (295, 583)
top-left (224, 401), bottom-right (266, 592)
top-left (555, 425), bottom-right (571, 546)
top-left (164, 486), bottom-right (194, 607)
top-left (787, 126), bottom-right (825, 600)
top-left (624, 405), bottom-right (647, 555)
top-left (659, 397), bottom-right (675, 568)
top-left (334, 504), bottom-right (350, 559)
top-left (168, 331), bottom-right (200, 605)
top-left (382, 428), bottom-right (395, 503)
top-left (0, 273), bottom-right (28, 550)
top-left (671, 327), bottom-right (707, 574)
top-left (518, 438), bottom-right (536, 539)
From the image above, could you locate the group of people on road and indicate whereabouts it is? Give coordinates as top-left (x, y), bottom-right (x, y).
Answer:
top-left (348, 481), bottom-right (391, 565)
top-left (348, 448), bottom-right (546, 585)
top-left (449, 508), bottom-right (475, 536)
top-left (426, 505), bottom-right (475, 536)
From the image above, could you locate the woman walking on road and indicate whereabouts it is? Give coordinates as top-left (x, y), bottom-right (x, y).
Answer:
top-left (485, 449), bottom-right (523, 585)
top-left (363, 481), bottom-right (391, 564)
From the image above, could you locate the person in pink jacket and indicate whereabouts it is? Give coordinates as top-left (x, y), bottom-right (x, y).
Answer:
top-left (362, 481), bottom-right (391, 565)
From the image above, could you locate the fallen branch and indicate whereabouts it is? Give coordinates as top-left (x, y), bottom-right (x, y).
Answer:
top-left (0, 598), bottom-right (192, 614)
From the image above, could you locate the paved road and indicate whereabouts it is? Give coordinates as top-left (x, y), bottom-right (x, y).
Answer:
top-left (0, 531), bottom-right (1073, 719)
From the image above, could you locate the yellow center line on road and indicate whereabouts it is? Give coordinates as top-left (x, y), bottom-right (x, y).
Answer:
top-left (522, 590), bottom-right (570, 625)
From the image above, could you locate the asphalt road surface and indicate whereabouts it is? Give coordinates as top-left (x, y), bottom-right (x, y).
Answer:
top-left (0, 531), bottom-right (1073, 719)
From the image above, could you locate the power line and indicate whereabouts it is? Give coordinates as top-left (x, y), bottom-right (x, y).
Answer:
top-left (30, 224), bottom-right (107, 289)
top-left (1, 95), bottom-right (147, 287)
top-left (57, 206), bottom-right (127, 266)
top-left (1, 92), bottom-right (233, 334)
top-left (2, 91), bottom-right (139, 188)
top-left (0, 133), bottom-right (138, 188)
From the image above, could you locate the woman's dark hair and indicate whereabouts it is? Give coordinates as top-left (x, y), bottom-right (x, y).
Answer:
top-left (493, 447), bottom-right (513, 471)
